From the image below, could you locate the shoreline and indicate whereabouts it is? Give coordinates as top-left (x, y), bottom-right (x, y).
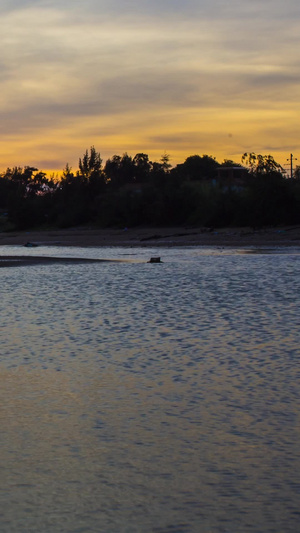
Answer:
top-left (0, 226), bottom-right (300, 248)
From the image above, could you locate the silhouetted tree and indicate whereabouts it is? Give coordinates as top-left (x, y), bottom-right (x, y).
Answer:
top-left (1, 147), bottom-right (300, 231)
top-left (133, 153), bottom-right (152, 182)
top-left (79, 146), bottom-right (102, 179)
top-left (104, 153), bottom-right (135, 188)
top-left (293, 165), bottom-right (300, 180)
top-left (241, 152), bottom-right (283, 176)
top-left (220, 159), bottom-right (243, 167)
top-left (160, 153), bottom-right (172, 172)
top-left (174, 154), bottom-right (219, 181)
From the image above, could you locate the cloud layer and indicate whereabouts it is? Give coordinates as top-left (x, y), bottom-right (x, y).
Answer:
top-left (0, 0), bottom-right (299, 171)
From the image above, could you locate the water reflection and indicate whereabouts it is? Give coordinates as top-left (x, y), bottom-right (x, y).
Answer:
top-left (1, 247), bottom-right (300, 532)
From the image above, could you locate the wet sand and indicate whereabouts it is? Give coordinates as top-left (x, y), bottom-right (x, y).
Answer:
top-left (0, 256), bottom-right (121, 267)
top-left (0, 225), bottom-right (300, 248)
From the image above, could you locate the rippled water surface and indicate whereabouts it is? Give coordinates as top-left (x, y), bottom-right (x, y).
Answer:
top-left (1, 245), bottom-right (300, 532)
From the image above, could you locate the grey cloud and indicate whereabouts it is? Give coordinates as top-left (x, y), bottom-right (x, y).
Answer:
top-left (77, 0), bottom-right (299, 21)
top-left (0, 0), bottom-right (299, 169)
top-left (3, 0), bottom-right (294, 24)
top-left (263, 144), bottom-right (300, 152)
top-left (148, 132), bottom-right (219, 148)
top-left (0, 102), bottom-right (96, 136)
top-left (35, 158), bottom-right (67, 169)
top-left (96, 67), bottom-right (300, 111)
top-left (0, 0), bottom-right (39, 11)
top-left (1, 0), bottom-right (298, 25)
top-left (0, 63), bottom-right (297, 139)
top-left (249, 72), bottom-right (300, 88)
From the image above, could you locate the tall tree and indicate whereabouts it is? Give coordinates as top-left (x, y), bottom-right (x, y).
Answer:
top-left (133, 153), bottom-right (151, 182)
top-left (79, 146), bottom-right (103, 180)
top-left (78, 146), bottom-right (105, 196)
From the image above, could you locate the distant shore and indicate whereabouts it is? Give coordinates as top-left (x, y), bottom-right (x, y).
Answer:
top-left (1, 225), bottom-right (300, 248)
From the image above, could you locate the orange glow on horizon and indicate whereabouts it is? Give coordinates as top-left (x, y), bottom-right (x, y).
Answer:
top-left (0, 4), bottom-right (299, 176)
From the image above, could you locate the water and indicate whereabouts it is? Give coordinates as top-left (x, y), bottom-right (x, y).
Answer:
top-left (1, 245), bottom-right (300, 532)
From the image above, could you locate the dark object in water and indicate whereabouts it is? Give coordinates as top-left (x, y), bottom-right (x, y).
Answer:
top-left (24, 242), bottom-right (38, 247)
top-left (148, 257), bottom-right (162, 263)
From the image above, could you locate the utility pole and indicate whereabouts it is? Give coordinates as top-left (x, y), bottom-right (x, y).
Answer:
top-left (286, 153), bottom-right (297, 178)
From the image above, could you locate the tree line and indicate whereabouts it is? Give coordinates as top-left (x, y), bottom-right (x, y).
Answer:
top-left (0, 147), bottom-right (300, 230)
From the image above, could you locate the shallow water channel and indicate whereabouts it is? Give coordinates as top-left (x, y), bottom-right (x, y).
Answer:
top-left (1, 245), bottom-right (300, 532)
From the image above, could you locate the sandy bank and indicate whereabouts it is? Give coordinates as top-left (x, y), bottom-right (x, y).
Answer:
top-left (0, 256), bottom-right (123, 267)
top-left (0, 226), bottom-right (300, 248)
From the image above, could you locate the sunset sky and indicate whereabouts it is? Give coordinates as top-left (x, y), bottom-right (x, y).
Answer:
top-left (0, 0), bottom-right (299, 174)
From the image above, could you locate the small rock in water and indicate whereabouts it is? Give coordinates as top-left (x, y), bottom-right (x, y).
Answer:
top-left (148, 257), bottom-right (162, 263)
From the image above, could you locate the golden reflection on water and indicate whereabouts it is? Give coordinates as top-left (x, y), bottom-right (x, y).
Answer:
top-left (1, 249), bottom-right (300, 532)
top-left (1, 357), bottom-right (300, 532)
top-left (1, 366), bottom-right (115, 531)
